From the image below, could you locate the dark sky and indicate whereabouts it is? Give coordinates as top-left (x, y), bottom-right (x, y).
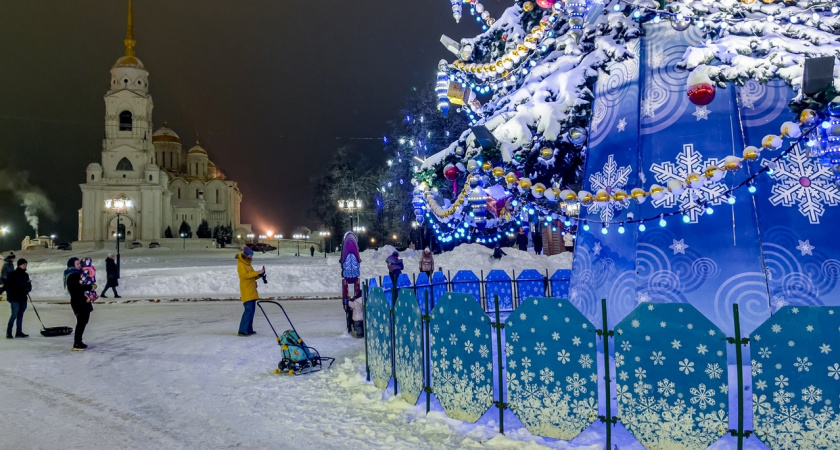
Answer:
top-left (0, 0), bottom-right (506, 248)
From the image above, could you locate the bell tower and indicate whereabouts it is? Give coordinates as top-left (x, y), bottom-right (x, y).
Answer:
top-left (101, 0), bottom-right (154, 180)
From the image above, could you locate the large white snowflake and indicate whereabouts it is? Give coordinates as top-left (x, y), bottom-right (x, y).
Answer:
top-left (587, 154), bottom-right (632, 223)
top-left (649, 144), bottom-right (727, 222)
top-left (761, 145), bottom-right (840, 224)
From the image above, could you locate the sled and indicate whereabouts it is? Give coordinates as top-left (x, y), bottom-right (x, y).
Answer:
top-left (257, 300), bottom-right (334, 376)
top-left (28, 295), bottom-right (73, 337)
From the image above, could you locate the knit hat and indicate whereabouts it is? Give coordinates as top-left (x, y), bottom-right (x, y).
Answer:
top-left (242, 246), bottom-right (254, 257)
top-left (16, 258), bottom-right (27, 267)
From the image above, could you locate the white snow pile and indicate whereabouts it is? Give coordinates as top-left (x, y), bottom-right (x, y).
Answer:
top-left (18, 243), bottom-right (572, 301)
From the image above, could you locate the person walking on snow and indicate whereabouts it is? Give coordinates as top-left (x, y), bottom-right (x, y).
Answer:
top-left (236, 246), bottom-right (264, 336)
top-left (310, 245), bottom-right (315, 257)
top-left (385, 250), bottom-right (403, 287)
top-left (419, 247), bottom-right (434, 279)
top-left (65, 257), bottom-right (92, 350)
top-left (0, 252), bottom-right (15, 296)
top-left (5, 258), bottom-right (31, 339)
top-left (101, 254), bottom-right (121, 298)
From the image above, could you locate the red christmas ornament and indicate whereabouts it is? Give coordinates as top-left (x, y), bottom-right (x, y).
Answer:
top-left (687, 82), bottom-right (715, 106)
top-left (536, 0), bottom-right (556, 9)
top-left (443, 163), bottom-right (460, 181)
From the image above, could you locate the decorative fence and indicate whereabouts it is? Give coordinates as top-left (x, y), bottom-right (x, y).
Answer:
top-left (364, 272), bottom-right (840, 449)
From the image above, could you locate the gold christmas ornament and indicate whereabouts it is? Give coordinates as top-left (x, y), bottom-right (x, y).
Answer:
top-left (648, 184), bottom-right (665, 199)
top-left (762, 135), bottom-right (782, 150)
top-left (686, 172), bottom-right (701, 185)
top-left (532, 183), bottom-right (547, 196)
top-left (578, 190), bottom-right (594, 206)
top-left (517, 44), bottom-right (528, 54)
top-left (630, 188), bottom-right (647, 202)
top-left (559, 189), bottom-right (577, 202)
top-left (595, 189), bottom-right (610, 203)
top-left (742, 146), bottom-right (760, 161)
top-left (723, 155), bottom-right (742, 172)
top-left (613, 189), bottom-right (628, 202)
top-left (759, 0), bottom-right (773, 3)
top-left (519, 177), bottom-right (532, 189)
top-left (800, 109), bottom-right (817, 125)
top-left (492, 167), bottom-right (505, 177)
top-left (523, 1), bottom-right (534, 12)
top-left (505, 173), bottom-right (518, 184)
top-left (540, 148), bottom-right (553, 159)
top-left (741, 0), bottom-right (756, 4)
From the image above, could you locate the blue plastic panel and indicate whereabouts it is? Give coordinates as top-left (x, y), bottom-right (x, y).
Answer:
top-left (394, 289), bottom-right (423, 405)
top-left (431, 271), bottom-right (448, 308)
top-left (516, 269), bottom-right (546, 307)
top-left (485, 269), bottom-right (513, 313)
top-left (451, 270), bottom-right (481, 305)
top-left (615, 302), bottom-right (729, 449)
top-left (366, 287), bottom-right (393, 389)
top-left (430, 292), bottom-right (493, 422)
top-left (751, 306), bottom-right (840, 448)
top-left (550, 269), bottom-right (572, 299)
top-left (506, 297), bottom-right (598, 439)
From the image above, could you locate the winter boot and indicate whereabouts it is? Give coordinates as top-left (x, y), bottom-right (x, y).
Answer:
top-left (72, 343), bottom-right (87, 351)
top-left (5, 333), bottom-right (11, 339)
top-left (15, 332), bottom-right (28, 338)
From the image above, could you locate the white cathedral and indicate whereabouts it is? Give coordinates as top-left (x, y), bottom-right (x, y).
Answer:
top-left (78, 2), bottom-right (250, 244)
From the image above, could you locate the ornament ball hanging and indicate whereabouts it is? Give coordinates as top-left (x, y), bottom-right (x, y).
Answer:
top-left (536, 0), bottom-right (556, 9)
top-left (687, 82), bottom-right (715, 106)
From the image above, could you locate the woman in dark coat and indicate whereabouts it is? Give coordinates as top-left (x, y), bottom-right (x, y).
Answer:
top-left (65, 257), bottom-right (92, 351)
top-left (100, 254), bottom-right (120, 298)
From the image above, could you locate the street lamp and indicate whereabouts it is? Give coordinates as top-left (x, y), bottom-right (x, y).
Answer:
top-left (180, 232), bottom-right (187, 249)
top-left (292, 233), bottom-right (306, 256)
top-left (246, 233), bottom-right (254, 244)
top-left (352, 226), bottom-right (366, 234)
top-left (275, 233), bottom-right (283, 255)
top-left (337, 198), bottom-right (362, 231)
top-left (0, 226), bottom-right (8, 252)
top-left (105, 198), bottom-right (132, 277)
top-left (319, 231), bottom-right (330, 258)
top-left (50, 234), bottom-right (56, 250)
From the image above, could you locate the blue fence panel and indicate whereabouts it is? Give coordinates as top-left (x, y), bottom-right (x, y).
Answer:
top-left (550, 269), bottom-right (572, 299)
top-left (394, 289), bottom-right (423, 405)
top-left (430, 292), bottom-right (494, 422)
top-left (431, 271), bottom-right (448, 308)
top-left (516, 270), bottom-right (546, 307)
top-left (397, 273), bottom-right (413, 290)
top-left (506, 297), bottom-right (598, 439)
top-left (485, 270), bottom-right (513, 312)
top-left (615, 303), bottom-right (729, 449)
top-left (451, 270), bottom-right (481, 305)
top-left (415, 272), bottom-right (432, 309)
top-left (366, 287), bottom-right (393, 389)
top-left (751, 306), bottom-right (840, 448)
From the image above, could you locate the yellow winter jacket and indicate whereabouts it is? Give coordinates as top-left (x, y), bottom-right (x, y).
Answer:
top-left (236, 253), bottom-right (260, 302)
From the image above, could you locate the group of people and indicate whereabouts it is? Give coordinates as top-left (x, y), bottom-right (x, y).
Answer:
top-left (1, 252), bottom-right (121, 351)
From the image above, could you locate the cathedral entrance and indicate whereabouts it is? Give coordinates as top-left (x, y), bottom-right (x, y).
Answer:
top-left (108, 215), bottom-right (136, 242)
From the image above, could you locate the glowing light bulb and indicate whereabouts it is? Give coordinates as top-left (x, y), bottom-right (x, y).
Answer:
top-left (583, 223), bottom-right (590, 231)
top-left (601, 226), bottom-right (608, 235)
top-left (659, 216), bottom-right (667, 227)
top-left (705, 206), bottom-right (714, 215)
top-left (728, 196), bottom-right (736, 205)
top-left (748, 185), bottom-right (757, 194)
top-left (682, 214), bottom-right (691, 223)
top-left (618, 224), bottom-right (626, 234)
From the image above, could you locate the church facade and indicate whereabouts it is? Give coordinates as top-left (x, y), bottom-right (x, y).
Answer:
top-left (78, 3), bottom-right (250, 244)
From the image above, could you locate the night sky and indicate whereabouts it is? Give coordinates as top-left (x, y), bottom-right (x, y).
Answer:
top-left (0, 0), bottom-right (506, 248)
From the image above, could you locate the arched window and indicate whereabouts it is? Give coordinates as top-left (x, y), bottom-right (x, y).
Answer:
top-left (149, 174), bottom-right (153, 181)
top-left (90, 174), bottom-right (95, 181)
top-left (119, 111), bottom-right (133, 131)
top-left (215, 190), bottom-right (219, 203)
top-left (116, 157), bottom-right (134, 171)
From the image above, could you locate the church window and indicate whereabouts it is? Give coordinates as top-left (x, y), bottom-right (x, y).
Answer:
top-left (215, 190), bottom-right (219, 203)
top-left (196, 189), bottom-right (200, 199)
top-left (116, 157), bottom-right (133, 171)
top-left (149, 174), bottom-right (153, 181)
top-left (119, 111), bottom-right (133, 131)
top-left (91, 174), bottom-right (95, 181)
top-left (177, 188), bottom-right (181, 199)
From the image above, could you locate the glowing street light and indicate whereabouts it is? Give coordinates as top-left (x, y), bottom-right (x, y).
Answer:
top-left (105, 198), bottom-right (132, 276)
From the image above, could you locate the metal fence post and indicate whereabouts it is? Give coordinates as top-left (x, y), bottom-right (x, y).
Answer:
top-left (492, 294), bottom-right (507, 434)
top-left (364, 280), bottom-right (370, 382)
top-left (727, 303), bottom-right (751, 449)
top-left (423, 290), bottom-right (432, 414)
top-left (597, 298), bottom-right (616, 448)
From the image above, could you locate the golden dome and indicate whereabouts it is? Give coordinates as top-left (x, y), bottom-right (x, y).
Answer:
top-left (187, 137), bottom-right (207, 156)
top-left (153, 123), bottom-right (180, 143)
top-left (113, 55), bottom-right (145, 69)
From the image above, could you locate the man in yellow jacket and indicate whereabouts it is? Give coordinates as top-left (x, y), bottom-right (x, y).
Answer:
top-left (237, 246), bottom-right (265, 336)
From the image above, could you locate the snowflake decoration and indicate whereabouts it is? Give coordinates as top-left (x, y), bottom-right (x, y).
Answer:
top-left (669, 239), bottom-right (689, 255)
top-left (641, 92), bottom-right (659, 118)
top-left (649, 144), bottom-right (726, 222)
top-left (762, 146), bottom-right (840, 224)
top-left (592, 241), bottom-right (602, 256)
top-left (796, 240), bottom-right (815, 256)
top-left (587, 154), bottom-right (632, 222)
top-left (692, 106), bottom-right (711, 121)
top-left (617, 118), bottom-right (627, 132)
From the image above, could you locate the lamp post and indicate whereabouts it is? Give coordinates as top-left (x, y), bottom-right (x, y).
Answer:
top-left (246, 233), bottom-right (254, 244)
top-left (180, 232), bottom-right (187, 249)
top-left (105, 198), bottom-right (131, 277)
top-left (319, 231), bottom-right (330, 258)
top-left (337, 198), bottom-right (362, 232)
top-left (0, 226), bottom-right (9, 252)
top-left (293, 233), bottom-right (305, 256)
top-left (274, 234), bottom-right (283, 255)
top-left (50, 234), bottom-right (56, 250)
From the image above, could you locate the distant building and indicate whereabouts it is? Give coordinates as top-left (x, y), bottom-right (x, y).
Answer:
top-left (78, 1), bottom-right (250, 243)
